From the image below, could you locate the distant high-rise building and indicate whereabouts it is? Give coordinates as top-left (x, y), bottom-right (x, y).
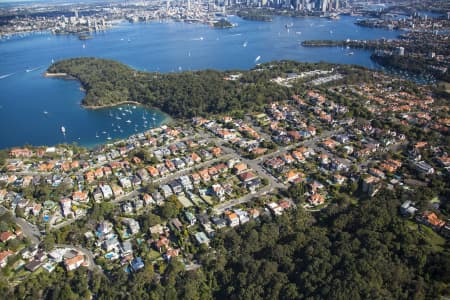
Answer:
top-left (321, 0), bottom-right (328, 12)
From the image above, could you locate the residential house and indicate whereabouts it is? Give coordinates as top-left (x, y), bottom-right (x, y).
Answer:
top-left (147, 166), bottom-right (160, 178)
top-left (198, 169), bottom-right (211, 183)
top-left (149, 224), bottom-right (166, 236)
top-left (119, 177), bottom-right (132, 190)
top-left (0, 250), bottom-right (14, 268)
top-left (417, 211), bottom-right (446, 230)
top-left (279, 200), bottom-right (292, 210)
top-left (131, 176), bottom-right (142, 187)
top-left (211, 183), bottom-right (225, 200)
top-left (332, 174), bottom-right (346, 185)
top-left (0, 231), bottom-right (15, 243)
top-left (211, 216), bottom-right (227, 229)
top-left (321, 139), bottom-right (338, 150)
top-left (211, 147), bottom-right (222, 157)
top-left (25, 260), bottom-right (42, 272)
top-left (235, 209), bottom-right (250, 225)
top-left (122, 202), bottom-right (133, 213)
top-left (122, 218), bottom-right (140, 235)
top-left (97, 221), bottom-right (113, 237)
top-left (194, 232), bottom-right (210, 246)
top-left (170, 218), bottom-right (183, 232)
top-left (130, 257), bottom-right (145, 272)
top-left (111, 185), bottom-right (124, 198)
top-left (165, 159), bottom-right (176, 172)
top-left (414, 161), bottom-right (435, 175)
top-left (225, 212), bottom-right (240, 227)
top-left (169, 180), bottom-right (183, 194)
top-left (64, 254), bottom-right (85, 271)
top-left (72, 191), bottom-right (88, 203)
top-left (165, 248), bottom-right (180, 261)
top-left (190, 152), bottom-right (202, 163)
top-left (121, 240), bottom-right (133, 255)
top-left (179, 175), bottom-right (193, 191)
top-left (233, 163), bottom-right (248, 174)
top-left (142, 193), bottom-right (154, 206)
top-left (248, 208), bottom-right (261, 219)
top-left (173, 158), bottom-right (186, 169)
top-left (190, 173), bottom-right (201, 186)
top-left (102, 234), bottom-right (120, 252)
top-left (152, 191), bottom-right (164, 205)
top-left (184, 211), bottom-right (197, 226)
top-left (99, 184), bottom-right (113, 200)
top-left (369, 168), bottom-right (386, 179)
top-left (267, 202), bottom-right (283, 216)
top-left (308, 194), bottom-right (325, 206)
top-left (362, 176), bottom-right (381, 197)
top-left (84, 171), bottom-right (95, 184)
top-left (400, 201), bottom-right (418, 217)
top-left (94, 168), bottom-right (104, 179)
top-left (60, 198), bottom-right (73, 218)
top-left (245, 178), bottom-right (262, 193)
top-left (238, 171), bottom-right (257, 183)
top-left (154, 236), bottom-right (170, 252)
top-left (136, 168), bottom-right (150, 182)
top-left (284, 169), bottom-right (301, 183)
top-left (161, 185), bottom-right (173, 199)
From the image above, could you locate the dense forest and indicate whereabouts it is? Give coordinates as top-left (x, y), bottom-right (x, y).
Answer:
top-left (4, 189), bottom-right (449, 299)
top-left (47, 57), bottom-right (290, 118)
top-left (47, 58), bottom-right (369, 119)
top-left (371, 54), bottom-right (450, 82)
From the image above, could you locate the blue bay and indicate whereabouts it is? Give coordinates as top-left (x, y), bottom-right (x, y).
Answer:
top-left (0, 15), bottom-right (400, 149)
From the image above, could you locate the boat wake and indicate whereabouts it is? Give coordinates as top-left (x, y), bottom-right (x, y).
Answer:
top-left (26, 66), bottom-right (43, 73)
top-left (0, 73), bottom-right (14, 79)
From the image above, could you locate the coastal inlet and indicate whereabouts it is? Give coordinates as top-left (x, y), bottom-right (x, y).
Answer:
top-left (0, 69), bottom-right (168, 148)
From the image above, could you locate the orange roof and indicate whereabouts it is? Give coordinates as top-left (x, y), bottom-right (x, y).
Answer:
top-left (71, 161), bottom-right (79, 169)
top-left (285, 170), bottom-right (299, 180)
top-left (211, 147), bottom-right (222, 157)
top-left (233, 163), bottom-right (247, 172)
top-left (227, 213), bottom-right (238, 220)
top-left (0, 232), bottom-right (15, 242)
top-left (132, 156), bottom-right (142, 164)
top-left (72, 191), bottom-right (88, 201)
top-left (424, 211), bottom-right (445, 228)
top-left (147, 166), bottom-right (159, 176)
top-left (309, 194), bottom-right (325, 205)
top-left (191, 152), bottom-right (201, 162)
top-left (64, 254), bottom-right (84, 267)
top-left (0, 250), bottom-right (14, 262)
top-left (415, 141), bottom-right (428, 149)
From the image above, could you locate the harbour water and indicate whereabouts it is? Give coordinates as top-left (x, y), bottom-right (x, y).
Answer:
top-left (0, 15), bottom-right (400, 149)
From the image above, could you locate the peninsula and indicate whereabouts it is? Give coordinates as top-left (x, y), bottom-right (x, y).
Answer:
top-left (46, 58), bottom-right (369, 118)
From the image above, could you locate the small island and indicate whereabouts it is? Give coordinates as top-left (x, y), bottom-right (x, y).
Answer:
top-left (236, 10), bottom-right (272, 22)
top-left (213, 19), bottom-right (234, 29)
top-left (78, 34), bottom-right (93, 40)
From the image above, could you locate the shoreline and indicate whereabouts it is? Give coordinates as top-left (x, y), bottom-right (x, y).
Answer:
top-left (82, 100), bottom-right (143, 110)
top-left (44, 72), bottom-right (76, 80)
